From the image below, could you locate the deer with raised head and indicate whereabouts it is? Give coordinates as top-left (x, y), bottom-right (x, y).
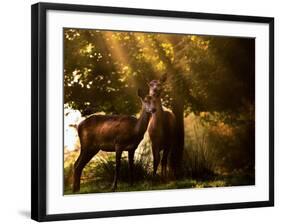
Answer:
top-left (73, 89), bottom-right (154, 192)
top-left (148, 74), bottom-right (176, 178)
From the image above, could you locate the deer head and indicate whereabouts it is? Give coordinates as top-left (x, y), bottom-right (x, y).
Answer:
top-left (148, 73), bottom-right (167, 97)
top-left (143, 95), bottom-right (161, 114)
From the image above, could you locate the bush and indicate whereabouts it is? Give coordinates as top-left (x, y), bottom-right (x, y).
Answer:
top-left (182, 112), bottom-right (255, 181)
top-left (93, 154), bottom-right (152, 183)
top-left (183, 116), bottom-right (216, 179)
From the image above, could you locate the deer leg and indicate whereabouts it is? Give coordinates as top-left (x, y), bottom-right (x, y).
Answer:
top-left (111, 148), bottom-right (122, 192)
top-left (73, 149), bottom-right (97, 193)
top-left (161, 148), bottom-right (169, 179)
top-left (128, 150), bottom-right (135, 186)
top-left (73, 151), bottom-right (84, 193)
top-left (152, 143), bottom-right (160, 178)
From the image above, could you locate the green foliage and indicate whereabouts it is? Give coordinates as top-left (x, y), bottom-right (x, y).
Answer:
top-left (64, 29), bottom-right (254, 116)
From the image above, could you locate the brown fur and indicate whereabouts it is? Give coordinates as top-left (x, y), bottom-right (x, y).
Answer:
top-left (72, 92), bottom-right (151, 192)
top-left (148, 76), bottom-right (176, 177)
top-left (148, 96), bottom-right (176, 177)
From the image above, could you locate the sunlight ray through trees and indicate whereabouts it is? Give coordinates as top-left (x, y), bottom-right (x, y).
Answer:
top-left (63, 28), bottom-right (255, 193)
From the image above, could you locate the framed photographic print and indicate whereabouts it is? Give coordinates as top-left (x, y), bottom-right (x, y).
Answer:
top-left (31, 2), bottom-right (274, 222)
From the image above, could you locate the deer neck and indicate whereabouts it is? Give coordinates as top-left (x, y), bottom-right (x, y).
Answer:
top-left (135, 107), bottom-right (150, 136)
top-left (151, 99), bottom-right (164, 123)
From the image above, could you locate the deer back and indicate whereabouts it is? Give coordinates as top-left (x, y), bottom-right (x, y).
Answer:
top-left (78, 115), bottom-right (139, 151)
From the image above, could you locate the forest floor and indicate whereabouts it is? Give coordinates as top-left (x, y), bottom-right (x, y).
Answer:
top-left (64, 162), bottom-right (255, 195)
top-left (64, 179), bottom-right (253, 195)
top-left (63, 150), bottom-right (254, 195)
top-left (64, 174), bottom-right (254, 195)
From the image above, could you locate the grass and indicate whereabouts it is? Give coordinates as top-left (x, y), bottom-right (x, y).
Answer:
top-left (64, 175), bottom-right (253, 195)
top-left (64, 150), bottom-right (254, 195)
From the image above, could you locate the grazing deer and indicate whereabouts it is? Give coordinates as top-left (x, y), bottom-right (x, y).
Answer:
top-left (148, 75), bottom-right (176, 178)
top-left (73, 89), bottom-right (154, 192)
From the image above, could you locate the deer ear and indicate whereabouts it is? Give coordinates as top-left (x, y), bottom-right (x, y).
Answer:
top-left (160, 73), bottom-right (167, 83)
top-left (137, 89), bottom-right (146, 99)
top-left (144, 77), bottom-right (150, 86)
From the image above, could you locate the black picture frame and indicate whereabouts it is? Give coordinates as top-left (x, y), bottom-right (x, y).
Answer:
top-left (31, 2), bottom-right (274, 222)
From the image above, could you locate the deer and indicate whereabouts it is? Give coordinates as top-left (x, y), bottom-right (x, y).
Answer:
top-left (147, 74), bottom-right (176, 178)
top-left (72, 89), bottom-right (155, 193)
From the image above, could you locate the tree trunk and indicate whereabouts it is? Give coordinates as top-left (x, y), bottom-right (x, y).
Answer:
top-left (170, 93), bottom-right (185, 179)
